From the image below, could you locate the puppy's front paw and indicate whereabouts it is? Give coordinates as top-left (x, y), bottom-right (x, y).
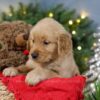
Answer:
top-left (25, 69), bottom-right (47, 85)
top-left (3, 67), bottom-right (19, 76)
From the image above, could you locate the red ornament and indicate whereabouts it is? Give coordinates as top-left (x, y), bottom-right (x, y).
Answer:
top-left (23, 50), bottom-right (29, 55)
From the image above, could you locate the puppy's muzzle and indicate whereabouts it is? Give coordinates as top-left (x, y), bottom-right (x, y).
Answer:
top-left (31, 52), bottom-right (39, 59)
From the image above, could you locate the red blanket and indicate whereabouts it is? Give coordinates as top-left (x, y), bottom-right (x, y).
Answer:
top-left (0, 73), bottom-right (86, 100)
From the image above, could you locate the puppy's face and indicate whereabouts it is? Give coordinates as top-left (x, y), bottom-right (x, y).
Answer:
top-left (28, 31), bottom-right (72, 65)
top-left (28, 32), bottom-right (58, 64)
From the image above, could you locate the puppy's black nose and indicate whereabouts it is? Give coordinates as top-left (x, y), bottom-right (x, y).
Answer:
top-left (31, 52), bottom-right (38, 59)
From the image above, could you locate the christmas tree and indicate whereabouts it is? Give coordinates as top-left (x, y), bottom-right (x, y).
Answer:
top-left (0, 2), bottom-right (96, 73)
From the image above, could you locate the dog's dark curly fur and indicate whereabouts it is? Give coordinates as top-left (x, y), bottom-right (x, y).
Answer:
top-left (0, 21), bottom-right (32, 70)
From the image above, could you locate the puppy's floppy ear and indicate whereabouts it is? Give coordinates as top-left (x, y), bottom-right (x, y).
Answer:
top-left (15, 33), bottom-right (29, 47)
top-left (58, 33), bottom-right (72, 56)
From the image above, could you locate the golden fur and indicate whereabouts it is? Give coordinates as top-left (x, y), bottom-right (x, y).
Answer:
top-left (3, 18), bottom-right (79, 85)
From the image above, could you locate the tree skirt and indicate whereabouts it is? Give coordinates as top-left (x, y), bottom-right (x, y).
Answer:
top-left (0, 72), bottom-right (86, 100)
top-left (0, 80), bottom-right (15, 100)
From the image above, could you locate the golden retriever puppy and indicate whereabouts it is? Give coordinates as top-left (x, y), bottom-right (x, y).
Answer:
top-left (25, 18), bottom-right (80, 85)
top-left (3, 18), bottom-right (79, 85)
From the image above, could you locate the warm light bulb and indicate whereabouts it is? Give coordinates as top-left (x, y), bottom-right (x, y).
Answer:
top-left (80, 10), bottom-right (88, 19)
top-left (68, 20), bottom-right (73, 25)
top-left (48, 12), bottom-right (54, 18)
top-left (81, 15), bottom-right (86, 19)
top-left (76, 19), bottom-right (81, 23)
top-left (72, 30), bottom-right (76, 35)
top-left (77, 46), bottom-right (82, 50)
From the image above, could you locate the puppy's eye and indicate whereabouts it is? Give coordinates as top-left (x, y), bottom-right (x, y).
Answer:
top-left (43, 41), bottom-right (50, 45)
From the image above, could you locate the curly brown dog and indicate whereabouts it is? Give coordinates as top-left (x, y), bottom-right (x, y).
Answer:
top-left (0, 21), bottom-right (32, 70)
